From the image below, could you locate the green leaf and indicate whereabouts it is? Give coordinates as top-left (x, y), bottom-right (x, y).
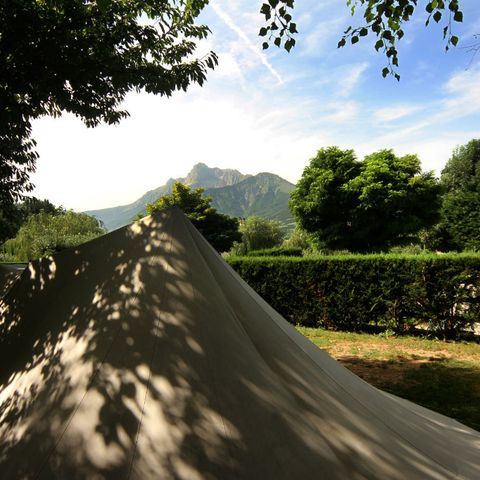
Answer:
top-left (338, 38), bottom-right (346, 48)
top-left (351, 35), bottom-right (359, 44)
top-left (260, 4), bottom-right (271, 15)
top-left (433, 11), bottom-right (442, 23)
top-left (274, 37), bottom-right (281, 47)
top-left (374, 39), bottom-right (384, 51)
top-left (285, 38), bottom-right (296, 52)
top-left (262, 42), bottom-right (269, 50)
top-left (359, 28), bottom-right (368, 37)
top-left (259, 27), bottom-right (268, 37)
top-left (451, 35), bottom-right (459, 46)
top-left (454, 11), bottom-right (463, 22)
top-left (97, 0), bottom-right (111, 13)
top-left (382, 67), bottom-right (390, 78)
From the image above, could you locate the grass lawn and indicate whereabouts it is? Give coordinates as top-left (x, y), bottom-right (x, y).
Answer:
top-left (297, 326), bottom-right (480, 432)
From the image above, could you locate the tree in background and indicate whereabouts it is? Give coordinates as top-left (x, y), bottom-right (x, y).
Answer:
top-left (427, 139), bottom-right (480, 251)
top-left (282, 227), bottom-right (313, 252)
top-left (289, 147), bottom-right (361, 251)
top-left (146, 182), bottom-right (240, 252)
top-left (290, 147), bottom-right (441, 252)
top-left (1, 0), bottom-right (217, 207)
top-left (0, 197), bottom-right (65, 244)
top-left (260, 0), bottom-right (466, 79)
top-left (232, 216), bottom-right (285, 255)
top-left (2, 211), bottom-right (105, 261)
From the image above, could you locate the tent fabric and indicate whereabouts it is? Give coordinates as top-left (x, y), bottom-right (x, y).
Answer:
top-left (0, 264), bottom-right (24, 299)
top-left (0, 208), bottom-right (478, 479)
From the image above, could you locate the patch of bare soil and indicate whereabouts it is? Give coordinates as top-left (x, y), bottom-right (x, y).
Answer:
top-left (332, 355), bottom-right (430, 386)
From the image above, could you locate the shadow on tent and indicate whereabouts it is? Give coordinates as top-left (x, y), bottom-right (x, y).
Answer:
top-left (0, 209), bottom-right (478, 479)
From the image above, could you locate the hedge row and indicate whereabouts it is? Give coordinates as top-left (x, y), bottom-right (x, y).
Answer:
top-left (245, 247), bottom-right (303, 257)
top-left (227, 254), bottom-right (480, 339)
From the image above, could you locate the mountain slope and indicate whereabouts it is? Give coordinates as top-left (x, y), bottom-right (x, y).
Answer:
top-left (86, 164), bottom-right (294, 231)
top-left (207, 173), bottom-right (294, 226)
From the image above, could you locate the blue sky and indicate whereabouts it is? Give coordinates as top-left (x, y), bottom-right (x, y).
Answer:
top-left (31, 0), bottom-right (480, 211)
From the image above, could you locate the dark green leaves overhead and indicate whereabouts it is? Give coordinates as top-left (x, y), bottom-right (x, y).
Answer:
top-left (0, 0), bottom-right (217, 204)
top-left (258, 0), bottom-right (296, 52)
top-left (339, 0), bottom-right (464, 79)
top-left (259, 1), bottom-right (465, 79)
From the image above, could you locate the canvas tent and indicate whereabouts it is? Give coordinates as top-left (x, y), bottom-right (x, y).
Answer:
top-left (0, 208), bottom-right (478, 479)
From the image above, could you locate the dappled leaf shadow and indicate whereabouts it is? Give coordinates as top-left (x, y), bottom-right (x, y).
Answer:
top-left (0, 209), bottom-right (479, 479)
top-left (335, 355), bottom-right (480, 432)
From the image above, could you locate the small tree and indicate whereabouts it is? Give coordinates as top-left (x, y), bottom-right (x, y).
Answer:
top-left (282, 227), bottom-right (313, 252)
top-left (232, 216), bottom-right (285, 255)
top-left (146, 182), bottom-right (240, 252)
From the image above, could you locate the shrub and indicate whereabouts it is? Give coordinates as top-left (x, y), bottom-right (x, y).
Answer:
top-left (246, 247), bottom-right (303, 257)
top-left (227, 254), bottom-right (480, 339)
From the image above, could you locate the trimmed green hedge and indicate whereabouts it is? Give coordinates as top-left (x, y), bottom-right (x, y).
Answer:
top-left (227, 254), bottom-right (480, 339)
top-left (245, 247), bottom-right (303, 257)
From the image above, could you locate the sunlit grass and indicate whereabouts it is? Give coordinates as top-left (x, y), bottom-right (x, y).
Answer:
top-left (297, 326), bottom-right (480, 431)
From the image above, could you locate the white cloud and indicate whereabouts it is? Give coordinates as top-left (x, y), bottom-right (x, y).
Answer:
top-left (373, 104), bottom-right (422, 123)
top-left (338, 62), bottom-right (369, 97)
top-left (301, 17), bottom-right (346, 57)
top-left (323, 101), bottom-right (360, 123)
top-left (31, 88), bottom-right (324, 211)
top-left (209, 1), bottom-right (284, 84)
top-left (441, 66), bottom-right (480, 117)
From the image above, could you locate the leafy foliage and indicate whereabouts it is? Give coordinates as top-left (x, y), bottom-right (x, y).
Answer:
top-left (260, 0), bottom-right (465, 79)
top-left (146, 182), bottom-right (241, 252)
top-left (340, 0), bottom-right (464, 79)
top-left (228, 253), bottom-right (480, 339)
top-left (259, 0), bottom-right (297, 52)
top-left (430, 139), bottom-right (480, 251)
top-left (244, 246), bottom-right (303, 257)
top-left (0, 0), bottom-right (217, 204)
top-left (289, 147), bottom-right (360, 251)
top-left (289, 147), bottom-right (441, 252)
top-left (2, 210), bottom-right (105, 261)
top-left (282, 226), bottom-right (313, 251)
top-left (0, 197), bottom-right (65, 244)
top-left (231, 216), bottom-right (285, 255)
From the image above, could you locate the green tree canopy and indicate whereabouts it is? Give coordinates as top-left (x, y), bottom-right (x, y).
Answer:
top-left (146, 182), bottom-right (241, 252)
top-left (441, 139), bottom-right (480, 193)
top-left (289, 147), bottom-right (361, 250)
top-left (429, 139), bottom-right (480, 251)
top-left (1, 0), bottom-right (217, 205)
top-left (232, 216), bottom-right (285, 255)
top-left (290, 146), bottom-right (441, 252)
top-left (0, 196), bottom-right (65, 244)
top-left (2, 210), bottom-right (105, 261)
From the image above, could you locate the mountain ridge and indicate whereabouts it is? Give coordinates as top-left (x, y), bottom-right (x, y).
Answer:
top-left (86, 163), bottom-right (294, 231)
